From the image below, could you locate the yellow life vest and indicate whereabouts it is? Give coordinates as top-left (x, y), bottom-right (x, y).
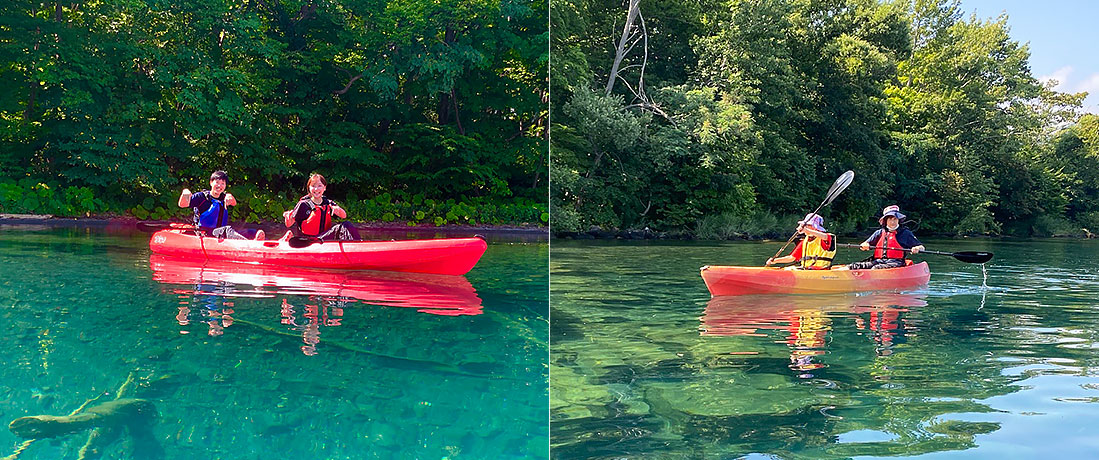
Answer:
top-left (800, 234), bottom-right (836, 269)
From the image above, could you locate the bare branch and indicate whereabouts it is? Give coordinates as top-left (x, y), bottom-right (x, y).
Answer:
top-left (605, 0), bottom-right (642, 96)
top-left (334, 72), bottom-right (365, 95)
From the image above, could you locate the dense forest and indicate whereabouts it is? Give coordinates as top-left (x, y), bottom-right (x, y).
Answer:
top-left (551, 0), bottom-right (1099, 237)
top-left (0, 0), bottom-right (547, 227)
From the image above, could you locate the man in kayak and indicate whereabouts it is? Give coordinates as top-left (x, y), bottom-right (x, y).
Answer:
top-left (177, 170), bottom-right (264, 240)
top-left (283, 173), bottom-right (361, 241)
top-left (766, 213), bottom-right (836, 270)
top-left (846, 205), bottom-right (924, 269)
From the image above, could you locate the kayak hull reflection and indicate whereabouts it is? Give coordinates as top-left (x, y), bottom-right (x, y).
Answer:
top-left (700, 262), bottom-right (930, 296)
top-left (149, 228), bottom-right (487, 275)
top-left (149, 254), bottom-right (483, 315)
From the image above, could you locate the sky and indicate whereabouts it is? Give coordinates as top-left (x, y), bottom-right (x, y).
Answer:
top-left (958, 0), bottom-right (1099, 114)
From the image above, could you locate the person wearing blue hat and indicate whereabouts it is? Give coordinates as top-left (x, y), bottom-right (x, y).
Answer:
top-left (846, 205), bottom-right (924, 270)
top-left (766, 213), bottom-right (836, 270)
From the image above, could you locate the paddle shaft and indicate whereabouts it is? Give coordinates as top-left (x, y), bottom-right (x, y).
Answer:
top-left (836, 242), bottom-right (928, 254)
top-left (835, 243), bottom-right (993, 263)
top-left (768, 171), bottom-right (854, 264)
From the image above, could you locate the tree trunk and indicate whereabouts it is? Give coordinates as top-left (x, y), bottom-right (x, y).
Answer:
top-left (605, 0), bottom-right (641, 96)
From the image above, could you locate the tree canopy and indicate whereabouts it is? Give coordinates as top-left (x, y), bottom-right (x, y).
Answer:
top-left (551, 0), bottom-right (1094, 237)
top-left (1, 0), bottom-right (547, 226)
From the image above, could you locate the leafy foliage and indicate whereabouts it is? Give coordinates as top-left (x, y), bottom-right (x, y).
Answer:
top-left (552, 0), bottom-right (1094, 237)
top-left (0, 0), bottom-right (547, 225)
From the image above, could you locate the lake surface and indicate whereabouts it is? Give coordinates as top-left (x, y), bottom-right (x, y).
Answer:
top-left (0, 225), bottom-right (548, 459)
top-left (551, 238), bottom-right (1099, 459)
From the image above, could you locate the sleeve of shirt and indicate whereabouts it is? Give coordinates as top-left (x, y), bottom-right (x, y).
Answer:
top-left (864, 229), bottom-right (882, 245)
top-left (188, 192), bottom-right (205, 209)
top-left (899, 229), bottom-right (922, 248)
top-left (790, 240), bottom-right (804, 260)
top-left (292, 201), bottom-right (311, 224)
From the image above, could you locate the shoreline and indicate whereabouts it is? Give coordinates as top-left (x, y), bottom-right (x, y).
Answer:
top-left (553, 228), bottom-right (1096, 241)
top-left (0, 214), bottom-right (549, 241)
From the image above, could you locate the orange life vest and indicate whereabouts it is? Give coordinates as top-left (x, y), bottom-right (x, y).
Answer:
top-left (299, 198), bottom-right (334, 236)
top-left (873, 229), bottom-right (906, 259)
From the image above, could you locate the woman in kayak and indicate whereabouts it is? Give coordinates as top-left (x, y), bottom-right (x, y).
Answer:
top-left (845, 205), bottom-right (924, 269)
top-left (178, 170), bottom-right (265, 240)
top-left (766, 213), bottom-right (836, 270)
top-left (283, 173), bottom-right (361, 241)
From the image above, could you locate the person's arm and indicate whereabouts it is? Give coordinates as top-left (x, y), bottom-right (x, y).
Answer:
top-left (283, 202), bottom-right (301, 227)
top-left (767, 240), bottom-right (803, 266)
top-left (900, 229), bottom-right (924, 253)
top-left (331, 202), bottom-right (347, 219)
top-left (860, 229), bottom-right (881, 250)
top-left (802, 227), bottom-right (827, 240)
top-left (767, 255), bottom-right (796, 265)
top-left (178, 189), bottom-right (192, 208)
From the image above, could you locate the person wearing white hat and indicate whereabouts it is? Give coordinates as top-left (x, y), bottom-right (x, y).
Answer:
top-left (766, 213), bottom-right (836, 270)
top-left (846, 205), bottom-right (925, 270)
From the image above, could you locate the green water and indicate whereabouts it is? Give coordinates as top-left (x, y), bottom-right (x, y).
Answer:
top-left (0, 226), bottom-right (548, 459)
top-left (551, 238), bottom-right (1099, 459)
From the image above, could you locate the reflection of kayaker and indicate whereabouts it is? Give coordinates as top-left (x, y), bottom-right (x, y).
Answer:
top-left (701, 293), bottom-right (926, 337)
top-left (701, 293), bottom-right (927, 376)
top-left (149, 254), bottom-right (483, 316)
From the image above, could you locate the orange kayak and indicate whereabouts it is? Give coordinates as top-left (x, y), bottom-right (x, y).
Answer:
top-left (700, 262), bottom-right (931, 296)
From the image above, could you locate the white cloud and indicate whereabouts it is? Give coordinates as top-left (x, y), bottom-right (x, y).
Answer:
top-left (1072, 72), bottom-right (1099, 114)
top-left (1037, 67), bottom-right (1099, 113)
top-left (1038, 66), bottom-right (1074, 91)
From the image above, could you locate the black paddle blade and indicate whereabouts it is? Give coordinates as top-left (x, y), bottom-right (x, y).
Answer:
top-left (287, 237), bottom-right (322, 248)
top-left (953, 251), bottom-right (993, 264)
top-left (823, 170), bottom-right (855, 207)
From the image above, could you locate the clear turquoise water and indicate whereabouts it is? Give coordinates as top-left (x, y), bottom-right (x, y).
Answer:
top-left (0, 226), bottom-right (548, 459)
top-left (551, 238), bottom-right (1099, 459)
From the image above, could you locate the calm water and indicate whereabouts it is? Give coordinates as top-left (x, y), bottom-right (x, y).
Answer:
top-left (0, 226), bottom-right (548, 459)
top-left (551, 238), bottom-right (1099, 459)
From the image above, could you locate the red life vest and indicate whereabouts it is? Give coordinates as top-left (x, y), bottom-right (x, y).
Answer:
top-left (873, 229), bottom-right (906, 259)
top-left (299, 198), bottom-right (334, 236)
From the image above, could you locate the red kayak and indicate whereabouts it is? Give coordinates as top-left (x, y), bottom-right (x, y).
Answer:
top-left (149, 254), bottom-right (483, 316)
top-left (149, 228), bottom-right (487, 276)
top-left (700, 262), bottom-right (931, 296)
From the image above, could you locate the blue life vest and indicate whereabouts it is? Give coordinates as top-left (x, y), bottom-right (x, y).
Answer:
top-left (194, 192), bottom-right (229, 229)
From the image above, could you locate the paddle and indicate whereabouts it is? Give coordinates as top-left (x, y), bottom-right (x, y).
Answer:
top-left (766, 170), bottom-right (855, 265)
top-left (137, 221), bottom-right (195, 232)
top-left (836, 243), bottom-right (993, 264)
top-left (287, 235), bottom-right (324, 248)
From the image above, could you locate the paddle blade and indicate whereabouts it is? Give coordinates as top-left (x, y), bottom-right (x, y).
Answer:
top-left (953, 251), bottom-right (993, 264)
top-left (287, 237), bottom-right (322, 248)
top-left (822, 170), bottom-right (855, 207)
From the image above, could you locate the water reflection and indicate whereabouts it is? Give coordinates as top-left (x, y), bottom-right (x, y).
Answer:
top-left (702, 293), bottom-right (928, 377)
top-left (149, 254), bottom-right (484, 354)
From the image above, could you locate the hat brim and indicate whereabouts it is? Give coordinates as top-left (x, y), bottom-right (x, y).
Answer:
top-left (879, 212), bottom-right (905, 224)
